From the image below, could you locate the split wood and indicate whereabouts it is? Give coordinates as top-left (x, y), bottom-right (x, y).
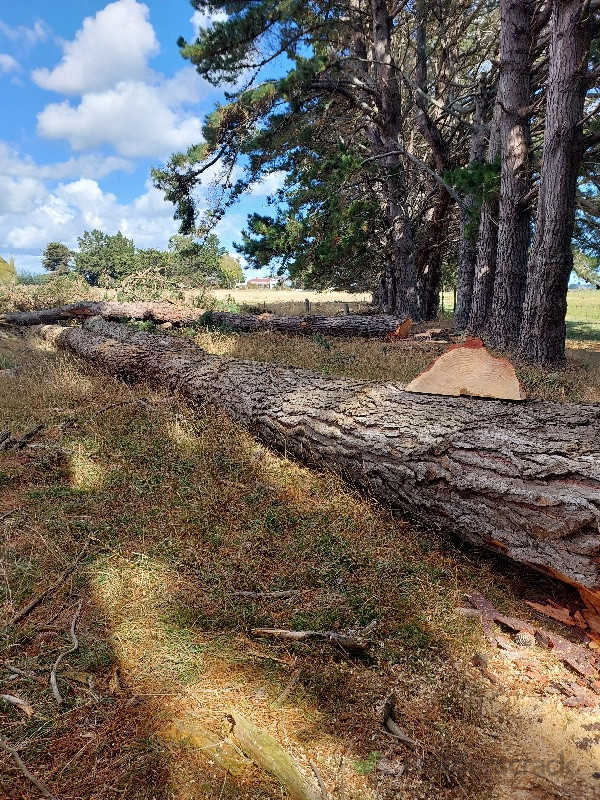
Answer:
top-left (462, 592), bottom-right (600, 679)
top-left (0, 735), bottom-right (57, 800)
top-left (50, 598), bottom-right (83, 704)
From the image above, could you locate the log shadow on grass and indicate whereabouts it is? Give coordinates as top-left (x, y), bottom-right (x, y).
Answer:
top-left (2, 330), bottom-right (600, 799)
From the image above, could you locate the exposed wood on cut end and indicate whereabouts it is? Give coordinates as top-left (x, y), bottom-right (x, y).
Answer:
top-left (386, 317), bottom-right (412, 340)
top-left (405, 337), bottom-right (526, 400)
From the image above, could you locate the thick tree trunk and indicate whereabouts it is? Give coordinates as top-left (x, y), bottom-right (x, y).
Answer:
top-left (370, 0), bottom-right (421, 321)
top-left (415, 188), bottom-right (452, 321)
top-left (1, 301), bottom-right (410, 338)
top-left (414, 3), bottom-right (452, 322)
top-left (455, 79), bottom-right (491, 331)
top-left (518, 0), bottom-right (592, 366)
top-left (468, 106), bottom-right (501, 336)
top-left (40, 317), bottom-right (600, 608)
top-left (488, 0), bottom-right (533, 351)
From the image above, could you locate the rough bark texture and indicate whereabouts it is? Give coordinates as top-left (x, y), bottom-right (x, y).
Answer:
top-left (518, 0), bottom-right (592, 365)
top-left (415, 189), bottom-right (452, 321)
top-left (455, 79), bottom-right (488, 330)
top-left (468, 105), bottom-right (501, 336)
top-left (488, 0), bottom-right (533, 350)
top-left (40, 318), bottom-right (600, 605)
top-left (413, 3), bottom-right (452, 321)
top-left (0, 301), bottom-right (409, 338)
top-left (0, 301), bottom-right (205, 327)
top-left (370, 0), bottom-right (421, 321)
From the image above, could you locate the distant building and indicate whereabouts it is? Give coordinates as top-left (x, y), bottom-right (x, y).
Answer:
top-left (246, 277), bottom-right (280, 289)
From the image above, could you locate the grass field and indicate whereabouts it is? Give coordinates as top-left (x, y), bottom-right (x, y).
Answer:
top-left (1, 285), bottom-right (600, 800)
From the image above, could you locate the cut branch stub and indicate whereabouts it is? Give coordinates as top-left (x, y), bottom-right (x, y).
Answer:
top-left (405, 338), bottom-right (526, 400)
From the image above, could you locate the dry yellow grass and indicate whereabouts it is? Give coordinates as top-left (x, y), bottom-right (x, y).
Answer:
top-left (1, 287), bottom-right (600, 800)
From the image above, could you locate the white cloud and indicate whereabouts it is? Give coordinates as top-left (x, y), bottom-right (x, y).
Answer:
top-left (0, 53), bottom-right (18, 73)
top-left (0, 142), bottom-right (131, 181)
top-left (191, 9), bottom-right (228, 35)
top-left (1, 177), bottom-right (181, 262)
top-left (32, 0), bottom-right (159, 95)
top-left (249, 171), bottom-right (286, 197)
top-left (37, 78), bottom-right (204, 158)
top-left (0, 18), bottom-right (49, 47)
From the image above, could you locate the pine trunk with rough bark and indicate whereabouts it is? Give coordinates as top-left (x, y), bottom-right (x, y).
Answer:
top-left (468, 106), bottom-right (501, 336)
top-left (518, 0), bottom-right (592, 365)
top-left (488, 0), bottom-right (532, 350)
top-left (370, 0), bottom-right (421, 321)
top-left (415, 189), bottom-right (452, 321)
top-left (455, 80), bottom-right (490, 331)
top-left (40, 317), bottom-right (600, 609)
top-left (0, 301), bottom-right (410, 338)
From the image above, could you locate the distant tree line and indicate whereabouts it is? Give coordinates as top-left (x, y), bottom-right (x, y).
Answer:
top-left (40, 230), bottom-right (244, 289)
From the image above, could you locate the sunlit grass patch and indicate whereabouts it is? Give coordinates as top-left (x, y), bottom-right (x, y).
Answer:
top-left (2, 325), bottom-right (599, 798)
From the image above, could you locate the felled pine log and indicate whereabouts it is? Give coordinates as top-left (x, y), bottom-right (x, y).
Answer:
top-left (38, 318), bottom-right (600, 612)
top-left (0, 300), bottom-right (409, 338)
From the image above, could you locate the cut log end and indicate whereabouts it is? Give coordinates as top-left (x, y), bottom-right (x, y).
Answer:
top-left (405, 338), bottom-right (526, 400)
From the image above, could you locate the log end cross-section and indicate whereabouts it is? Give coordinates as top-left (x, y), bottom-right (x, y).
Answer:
top-left (405, 338), bottom-right (526, 400)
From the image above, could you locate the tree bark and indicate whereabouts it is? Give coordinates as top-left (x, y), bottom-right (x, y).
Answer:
top-left (517, 0), bottom-right (592, 365)
top-left (415, 188), bottom-right (452, 321)
top-left (488, 0), bottom-right (533, 351)
top-left (40, 317), bottom-right (600, 608)
top-left (455, 78), bottom-right (490, 331)
top-left (0, 301), bottom-right (410, 338)
top-left (370, 0), bottom-right (421, 321)
top-left (468, 105), bottom-right (501, 336)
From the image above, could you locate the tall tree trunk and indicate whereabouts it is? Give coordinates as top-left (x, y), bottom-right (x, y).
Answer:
top-left (487, 0), bottom-right (533, 350)
top-left (455, 79), bottom-right (489, 330)
top-left (370, 0), bottom-right (421, 321)
top-left (468, 105), bottom-right (501, 336)
top-left (518, 0), bottom-right (592, 365)
top-left (415, 188), bottom-right (452, 320)
top-left (414, 1), bottom-right (452, 320)
top-left (41, 317), bottom-right (600, 609)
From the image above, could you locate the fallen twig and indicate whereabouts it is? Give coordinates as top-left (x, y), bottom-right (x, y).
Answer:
top-left (0, 693), bottom-right (34, 716)
top-left (1, 660), bottom-right (46, 684)
top-left (233, 590), bottom-right (302, 600)
top-left (50, 599), bottom-right (83, 704)
top-left (10, 538), bottom-right (91, 625)
top-left (0, 424), bottom-right (45, 452)
top-left (273, 667), bottom-right (302, 708)
top-left (0, 735), bottom-right (57, 800)
top-left (375, 693), bottom-right (422, 748)
top-left (384, 718), bottom-right (421, 747)
top-left (250, 626), bottom-right (373, 655)
top-left (309, 759), bottom-right (330, 800)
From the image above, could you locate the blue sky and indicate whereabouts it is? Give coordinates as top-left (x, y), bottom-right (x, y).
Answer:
top-left (0, 0), bottom-right (281, 273)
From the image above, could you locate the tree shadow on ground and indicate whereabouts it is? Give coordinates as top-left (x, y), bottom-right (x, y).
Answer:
top-left (1, 329), bottom-right (599, 800)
